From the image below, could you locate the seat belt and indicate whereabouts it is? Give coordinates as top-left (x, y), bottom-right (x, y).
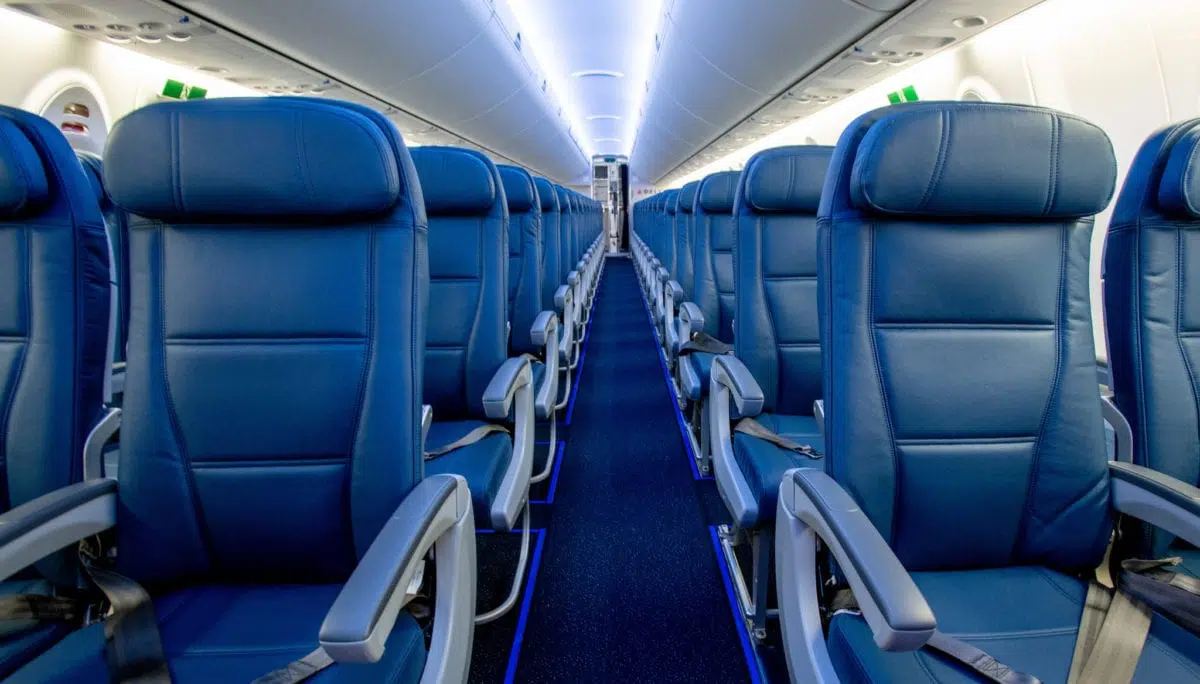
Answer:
top-left (424, 424), bottom-right (511, 460)
top-left (1117, 557), bottom-right (1200, 635)
top-left (733, 418), bottom-right (820, 458)
top-left (79, 545), bottom-right (172, 683)
top-left (830, 589), bottom-right (1040, 684)
top-left (251, 648), bottom-right (334, 684)
top-left (678, 331), bottom-right (732, 356)
top-left (1066, 578), bottom-right (1152, 684)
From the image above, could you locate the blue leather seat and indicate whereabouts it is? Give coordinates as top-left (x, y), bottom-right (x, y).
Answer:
top-left (76, 151), bottom-right (129, 377)
top-left (707, 146), bottom-right (831, 641)
top-left (663, 180), bottom-right (700, 363)
top-left (555, 185), bottom-right (585, 359)
top-left (6, 97), bottom-right (476, 683)
top-left (775, 101), bottom-right (1200, 683)
top-left (411, 147), bottom-right (535, 540)
top-left (677, 171), bottom-right (739, 404)
top-left (0, 106), bottom-right (111, 678)
top-left (497, 165), bottom-right (558, 424)
top-left (1104, 117), bottom-right (1200, 576)
top-left (712, 146), bottom-right (832, 525)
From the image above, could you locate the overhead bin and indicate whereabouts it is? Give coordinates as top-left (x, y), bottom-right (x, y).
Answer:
top-left (177, 0), bottom-right (592, 182)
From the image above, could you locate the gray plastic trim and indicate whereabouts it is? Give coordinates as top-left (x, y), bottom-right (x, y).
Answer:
top-left (0, 482), bottom-right (117, 581)
top-left (1111, 462), bottom-right (1200, 548)
top-left (711, 356), bottom-right (766, 528)
top-left (1101, 394), bottom-right (1133, 463)
top-left (484, 358), bottom-right (535, 531)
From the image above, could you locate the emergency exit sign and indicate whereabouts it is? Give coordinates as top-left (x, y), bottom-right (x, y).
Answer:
top-left (162, 79), bottom-right (208, 100)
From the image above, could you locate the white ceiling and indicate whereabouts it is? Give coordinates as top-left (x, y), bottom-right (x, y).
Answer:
top-left (508, 0), bottom-right (662, 160)
top-left (7, 0), bottom-right (1051, 186)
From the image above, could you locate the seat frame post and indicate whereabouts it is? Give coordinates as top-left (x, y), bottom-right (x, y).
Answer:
top-left (475, 503), bottom-right (532, 625)
top-left (717, 524), bottom-right (776, 643)
top-left (530, 411), bottom-right (557, 484)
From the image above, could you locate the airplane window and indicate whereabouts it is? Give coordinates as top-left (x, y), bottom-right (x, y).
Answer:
top-left (63, 102), bottom-right (90, 117)
top-left (60, 121), bottom-right (88, 135)
top-left (961, 90), bottom-right (987, 102)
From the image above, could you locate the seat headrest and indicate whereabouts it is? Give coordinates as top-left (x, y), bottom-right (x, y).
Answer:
top-left (75, 150), bottom-right (106, 206)
top-left (410, 146), bottom-right (498, 216)
top-left (846, 102), bottom-right (1116, 220)
top-left (742, 146), bottom-right (833, 214)
top-left (663, 190), bottom-right (679, 215)
top-left (534, 177), bottom-right (558, 212)
top-left (105, 98), bottom-right (403, 221)
top-left (678, 180), bottom-right (699, 214)
top-left (555, 185), bottom-right (570, 211)
top-left (1157, 126), bottom-right (1200, 218)
top-left (498, 165), bottom-right (537, 213)
top-left (698, 171), bottom-right (738, 213)
top-left (0, 117), bottom-right (51, 218)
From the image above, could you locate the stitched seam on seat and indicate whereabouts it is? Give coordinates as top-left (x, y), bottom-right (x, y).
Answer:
top-left (464, 217), bottom-right (487, 415)
top-left (1132, 217), bottom-right (1152, 465)
top-left (1146, 632), bottom-right (1200, 677)
top-left (0, 226), bottom-right (29, 511)
top-left (385, 631), bottom-right (424, 684)
top-left (1034, 565), bottom-right (1086, 604)
top-left (1015, 224), bottom-right (1069, 560)
top-left (347, 226), bottom-right (376, 557)
top-left (868, 223), bottom-right (902, 547)
top-left (917, 110), bottom-right (951, 211)
top-left (157, 223), bottom-right (217, 568)
top-left (1174, 226), bottom-right (1200, 488)
top-left (758, 216), bottom-right (783, 412)
top-left (914, 651), bottom-right (943, 683)
top-left (1043, 114), bottom-right (1060, 216)
top-left (945, 627), bottom-right (1079, 640)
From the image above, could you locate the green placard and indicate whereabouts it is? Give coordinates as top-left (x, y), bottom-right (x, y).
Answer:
top-left (887, 91), bottom-right (903, 104)
top-left (162, 79), bottom-right (185, 99)
top-left (185, 85), bottom-right (207, 100)
top-left (901, 85), bottom-right (919, 102)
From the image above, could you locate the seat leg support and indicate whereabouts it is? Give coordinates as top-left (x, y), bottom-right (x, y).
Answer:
top-left (475, 504), bottom-right (532, 625)
top-left (531, 413), bottom-right (557, 484)
top-left (717, 525), bottom-right (777, 644)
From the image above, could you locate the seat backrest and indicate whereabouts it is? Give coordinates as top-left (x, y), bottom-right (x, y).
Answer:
top-left (554, 185), bottom-right (573, 281)
top-left (693, 171), bottom-right (739, 341)
top-left (498, 165), bottom-right (542, 354)
top-left (675, 180), bottom-right (699, 300)
top-left (660, 188), bottom-right (679, 276)
top-left (412, 146), bottom-right (508, 422)
top-left (732, 146), bottom-right (831, 416)
top-left (0, 106), bottom-right (110, 583)
top-left (1104, 117), bottom-right (1200, 556)
top-left (104, 97), bottom-right (426, 585)
top-left (77, 150), bottom-right (129, 368)
top-left (534, 177), bottom-right (561, 307)
top-left (820, 101), bottom-right (1117, 572)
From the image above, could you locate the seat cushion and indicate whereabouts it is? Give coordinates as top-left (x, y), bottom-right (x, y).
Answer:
top-left (9, 584), bottom-right (426, 683)
top-left (0, 580), bottom-right (74, 678)
top-left (731, 413), bottom-right (824, 526)
top-left (1170, 540), bottom-right (1200, 578)
top-left (827, 567), bottom-right (1200, 683)
top-left (424, 420), bottom-right (512, 528)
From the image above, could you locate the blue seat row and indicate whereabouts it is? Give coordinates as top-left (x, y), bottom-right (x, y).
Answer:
top-left (636, 102), bottom-right (1200, 684)
top-left (0, 96), bottom-right (606, 682)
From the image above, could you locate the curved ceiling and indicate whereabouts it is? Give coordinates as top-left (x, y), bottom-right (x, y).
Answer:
top-left (10, 0), bottom-right (1050, 187)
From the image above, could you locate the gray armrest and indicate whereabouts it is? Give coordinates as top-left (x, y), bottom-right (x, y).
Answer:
top-left (666, 280), bottom-right (683, 303)
top-left (1111, 461), bottom-right (1200, 549)
top-left (780, 469), bottom-right (935, 651)
top-left (529, 310), bottom-right (558, 349)
top-left (656, 266), bottom-right (669, 284)
top-left (0, 479), bottom-right (118, 581)
top-left (814, 399), bottom-right (825, 438)
top-left (530, 311), bottom-right (560, 419)
top-left (567, 271), bottom-right (579, 287)
top-left (711, 355), bottom-right (764, 418)
top-left (678, 302), bottom-right (705, 344)
top-left (484, 358), bottom-right (536, 530)
top-left (554, 286), bottom-right (575, 365)
top-left (321, 474), bottom-right (475, 672)
top-left (1101, 394), bottom-right (1132, 463)
top-left (482, 357), bottom-right (533, 420)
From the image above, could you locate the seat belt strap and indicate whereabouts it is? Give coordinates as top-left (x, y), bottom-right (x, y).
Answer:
top-left (1068, 580), bottom-right (1152, 684)
top-left (251, 648), bottom-right (334, 684)
top-left (424, 424), bottom-right (510, 460)
top-left (0, 594), bottom-right (82, 622)
top-left (733, 418), bottom-right (820, 458)
top-left (1118, 557), bottom-right (1200, 635)
top-left (678, 331), bottom-right (732, 356)
top-left (1066, 580), bottom-right (1111, 684)
top-left (925, 631), bottom-right (1042, 684)
top-left (830, 589), bottom-right (1040, 684)
top-left (83, 559), bottom-right (172, 684)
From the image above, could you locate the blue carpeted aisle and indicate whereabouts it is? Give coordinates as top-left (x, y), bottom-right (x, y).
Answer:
top-left (510, 257), bottom-right (751, 683)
